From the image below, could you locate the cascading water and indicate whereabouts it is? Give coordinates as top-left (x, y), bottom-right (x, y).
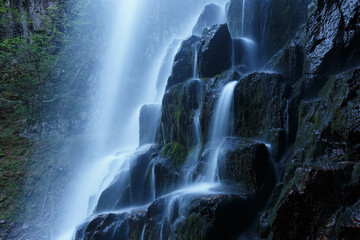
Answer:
top-left (57, 0), bottom-right (229, 239)
top-left (206, 81), bottom-right (238, 182)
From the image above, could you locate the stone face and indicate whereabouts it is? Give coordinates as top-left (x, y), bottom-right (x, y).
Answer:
top-left (160, 79), bottom-right (203, 148)
top-left (265, 25), bottom-right (306, 83)
top-left (227, 0), bottom-right (309, 63)
top-left (233, 72), bottom-right (293, 155)
top-left (198, 24), bottom-right (232, 78)
top-left (270, 165), bottom-right (355, 240)
top-left (294, 68), bottom-right (360, 164)
top-left (192, 4), bottom-right (225, 36)
top-left (305, 0), bottom-right (360, 77)
top-left (166, 36), bottom-right (201, 89)
top-left (217, 137), bottom-right (271, 193)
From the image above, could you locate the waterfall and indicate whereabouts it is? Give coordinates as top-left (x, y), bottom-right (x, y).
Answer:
top-left (56, 1), bottom-right (230, 239)
top-left (206, 81), bottom-right (238, 182)
top-left (242, 0), bottom-right (246, 36)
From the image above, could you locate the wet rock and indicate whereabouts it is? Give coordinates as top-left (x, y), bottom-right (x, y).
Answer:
top-left (160, 79), bottom-right (203, 148)
top-left (166, 36), bottom-right (201, 89)
top-left (227, 0), bottom-right (309, 63)
top-left (144, 193), bottom-right (257, 240)
top-left (232, 37), bottom-right (257, 71)
top-left (305, 0), bottom-right (360, 78)
top-left (198, 24), bottom-right (232, 78)
top-left (233, 72), bottom-right (292, 153)
top-left (75, 211), bottom-right (146, 240)
top-left (201, 69), bottom-right (240, 141)
top-left (294, 67), bottom-right (360, 164)
top-left (192, 4), bottom-right (225, 36)
top-left (94, 170), bottom-right (130, 212)
top-left (217, 137), bottom-right (271, 193)
top-left (139, 104), bottom-right (161, 145)
top-left (270, 165), bottom-right (355, 240)
top-left (152, 154), bottom-right (181, 197)
top-left (129, 145), bottom-right (158, 204)
top-left (265, 25), bottom-right (306, 83)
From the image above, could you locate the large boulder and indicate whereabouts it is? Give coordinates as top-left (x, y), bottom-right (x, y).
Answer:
top-left (305, 0), bottom-right (360, 78)
top-left (160, 79), bottom-right (203, 148)
top-left (139, 104), bottom-right (161, 145)
top-left (192, 4), bottom-right (226, 36)
top-left (74, 210), bottom-right (146, 240)
top-left (200, 69), bottom-right (241, 141)
top-left (143, 192), bottom-right (258, 240)
top-left (217, 137), bottom-right (272, 193)
top-left (166, 36), bottom-right (200, 89)
top-left (198, 24), bottom-right (232, 78)
top-left (233, 72), bottom-right (292, 160)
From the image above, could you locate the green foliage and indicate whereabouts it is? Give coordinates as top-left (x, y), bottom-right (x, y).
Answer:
top-left (161, 142), bottom-right (187, 166)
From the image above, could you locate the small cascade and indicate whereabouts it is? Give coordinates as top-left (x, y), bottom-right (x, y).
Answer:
top-left (140, 224), bottom-right (146, 240)
top-left (285, 99), bottom-right (290, 143)
top-left (242, 0), bottom-right (246, 36)
top-left (206, 81), bottom-right (238, 182)
top-left (265, 143), bottom-right (279, 181)
top-left (232, 37), bottom-right (257, 71)
top-left (182, 78), bottom-right (203, 185)
top-left (192, 42), bottom-right (200, 78)
top-left (150, 164), bottom-right (156, 201)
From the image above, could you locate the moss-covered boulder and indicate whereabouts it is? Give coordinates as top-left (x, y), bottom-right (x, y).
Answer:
top-left (217, 137), bottom-right (272, 193)
top-left (198, 24), bottom-right (232, 78)
top-left (166, 36), bottom-right (200, 90)
top-left (160, 79), bottom-right (203, 149)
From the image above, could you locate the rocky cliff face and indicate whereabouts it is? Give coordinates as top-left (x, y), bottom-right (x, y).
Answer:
top-left (76, 0), bottom-right (360, 239)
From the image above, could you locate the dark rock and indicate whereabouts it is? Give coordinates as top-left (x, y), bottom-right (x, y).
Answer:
top-left (143, 193), bottom-right (257, 240)
top-left (305, 0), bottom-right (360, 78)
top-left (294, 67), bottom-right (360, 164)
top-left (264, 24), bottom-right (306, 83)
top-left (233, 72), bottom-right (293, 156)
top-left (129, 145), bottom-right (158, 204)
top-left (94, 169), bottom-right (130, 213)
top-left (201, 69), bottom-right (240, 141)
top-left (270, 165), bottom-right (354, 240)
top-left (227, 0), bottom-right (309, 63)
top-left (160, 79), bottom-right (203, 148)
top-left (166, 36), bottom-right (201, 89)
top-left (217, 137), bottom-right (271, 193)
top-left (232, 37), bottom-right (257, 71)
top-left (139, 104), bottom-right (161, 145)
top-left (155, 39), bottom-right (182, 98)
top-left (75, 211), bottom-right (146, 240)
top-left (198, 24), bottom-right (232, 78)
top-left (192, 4), bottom-right (225, 36)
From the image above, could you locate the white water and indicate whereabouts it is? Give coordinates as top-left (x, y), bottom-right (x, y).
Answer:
top-left (206, 81), bottom-right (238, 182)
top-left (57, 1), bottom-right (229, 239)
top-left (242, 0), bottom-right (246, 36)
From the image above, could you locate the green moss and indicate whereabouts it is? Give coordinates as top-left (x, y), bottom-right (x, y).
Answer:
top-left (161, 142), bottom-right (187, 166)
top-left (174, 213), bottom-right (211, 240)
